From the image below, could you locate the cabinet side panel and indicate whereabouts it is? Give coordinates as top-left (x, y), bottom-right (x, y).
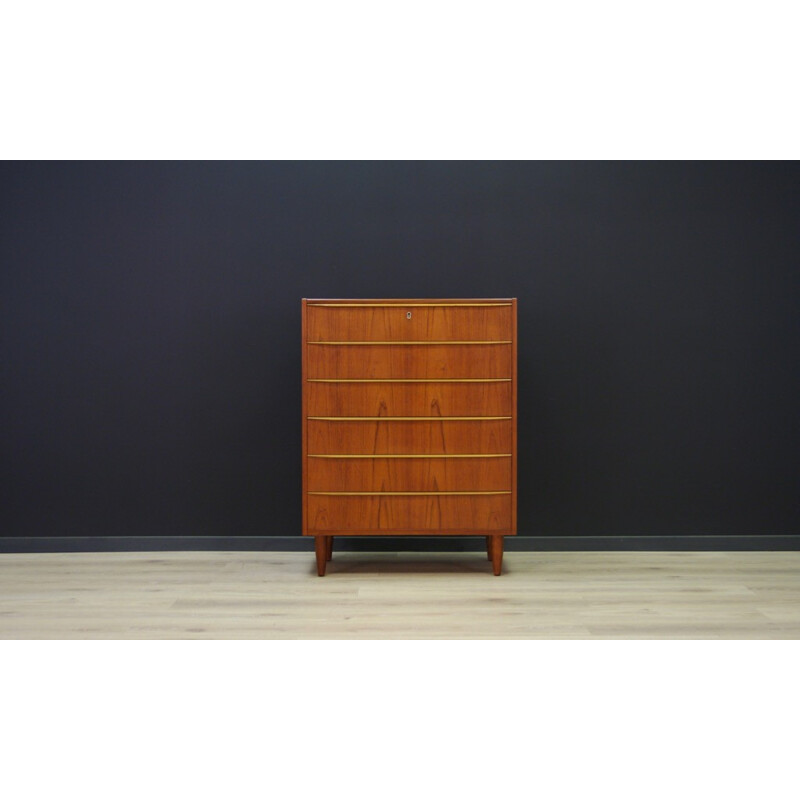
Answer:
top-left (512, 298), bottom-right (518, 535)
top-left (301, 299), bottom-right (308, 535)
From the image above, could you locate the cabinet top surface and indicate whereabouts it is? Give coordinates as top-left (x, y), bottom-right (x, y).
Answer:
top-left (304, 298), bottom-right (516, 304)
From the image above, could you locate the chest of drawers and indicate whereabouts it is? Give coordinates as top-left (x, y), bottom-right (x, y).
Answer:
top-left (301, 298), bottom-right (517, 575)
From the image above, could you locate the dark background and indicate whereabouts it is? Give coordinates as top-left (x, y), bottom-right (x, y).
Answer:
top-left (2, 161), bottom-right (799, 549)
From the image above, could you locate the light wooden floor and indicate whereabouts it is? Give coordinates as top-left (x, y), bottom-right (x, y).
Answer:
top-left (1, 550), bottom-right (799, 638)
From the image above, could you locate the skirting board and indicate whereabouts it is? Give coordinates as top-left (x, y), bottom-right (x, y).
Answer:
top-left (1, 535), bottom-right (799, 553)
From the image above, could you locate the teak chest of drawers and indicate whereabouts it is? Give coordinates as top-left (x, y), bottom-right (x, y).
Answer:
top-left (301, 298), bottom-right (517, 576)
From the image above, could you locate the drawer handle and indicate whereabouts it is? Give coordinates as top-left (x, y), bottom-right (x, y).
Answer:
top-left (307, 378), bottom-right (512, 383)
top-left (308, 416), bottom-right (512, 421)
top-left (307, 340), bottom-right (512, 345)
top-left (308, 453), bottom-right (512, 459)
top-left (309, 302), bottom-right (512, 307)
top-left (308, 491), bottom-right (512, 496)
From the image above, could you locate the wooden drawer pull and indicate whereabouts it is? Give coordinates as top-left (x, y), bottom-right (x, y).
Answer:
top-left (307, 416), bottom-right (512, 421)
top-left (308, 340), bottom-right (511, 345)
top-left (307, 378), bottom-right (511, 383)
top-left (308, 491), bottom-right (512, 496)
top-left (308, 453), bottom-right (512, 459)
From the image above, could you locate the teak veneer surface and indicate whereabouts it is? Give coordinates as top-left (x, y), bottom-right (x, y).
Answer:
top-left (306, 343), bottom-right (512, 380)
top-left (307, 382), bottom-right (513, 417)
top-left (307, 303), bottom-right (513, 341)
top-left (307, 420), bottom-right (513, 455)
top-left (307, 495), bottom-right (512, 532)
top-left (307, 457), bottom-right (512, 492)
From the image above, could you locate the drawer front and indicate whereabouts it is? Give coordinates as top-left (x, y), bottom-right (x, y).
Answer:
top-left (307, 494), bottom-right (512, 532)
top-left (307, 302), bottom-right (512, 342)
top-left (308, 456), bottom-right (511, 492)
top-left (307, 419), bottom-right (513, 456)
top-left (306, 343), bottom-right (512, 380)
top-left (307, 381), bottom-right (512, 417)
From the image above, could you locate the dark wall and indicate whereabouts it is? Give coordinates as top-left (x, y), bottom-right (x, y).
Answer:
top-left (2, 162), bottom-right (799, 544)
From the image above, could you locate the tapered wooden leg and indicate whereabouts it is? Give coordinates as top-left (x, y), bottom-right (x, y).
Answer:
top-left (490, 535), bottom-right (504, 576)
top-left (326, 536), bottom-right (333, 561)
top-left (486, 536), bottom-right (492, 561)
top-left (315, 536), bottom-right (327, 576)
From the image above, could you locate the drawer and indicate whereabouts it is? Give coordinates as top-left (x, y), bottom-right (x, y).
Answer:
top-left (307, 455), bottom-right (512, 492)
top-left (307, 302), bottom-right (513, 342)
top-left (307, 494), bottom-right (512, 532)
top-left (307, 381), bottom-right (512, 417)
top-left (307, 419), bottom-right (513, 455)
top-left (306, 343), bottom-right (512, 380)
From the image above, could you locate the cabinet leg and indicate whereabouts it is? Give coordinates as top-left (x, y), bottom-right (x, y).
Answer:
top-left (490, 535), bottom-right (504, 576)
top-left (486, 536), bottom-right (492, 561)
top-left (326, 536), bottom-right (333, 561)
top-left (315, 536), bottom-right (328, 576)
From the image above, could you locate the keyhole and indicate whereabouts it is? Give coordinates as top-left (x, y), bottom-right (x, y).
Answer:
top-left (406, 311), bottom-right (412, 319)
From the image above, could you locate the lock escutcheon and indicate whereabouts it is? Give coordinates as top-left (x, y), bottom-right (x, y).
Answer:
top-left (406, 311), bottom-right (412, 319)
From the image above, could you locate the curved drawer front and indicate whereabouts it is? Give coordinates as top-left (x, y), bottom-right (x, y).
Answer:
top-left (307, 343), bottom-right (512, 380)
top-left (307, 303), bottom-right (512, 342)
top-left (308, 456), bottom-right (511, 492)
top-left (307, 381), bottom-right (512, 417)
top-left (307, 494), bottom-right (512, 533)
top-left (307, 419), bottom-right (513, 456)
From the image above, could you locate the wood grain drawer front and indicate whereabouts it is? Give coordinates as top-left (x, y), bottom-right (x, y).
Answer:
top-left (306, 343), bottom-right (512, 380)
top-left (308, 457), bottom-right (511, 492)
top-left (307, 419), bottom-right (513, 455)
top-left (307, 494), bottom-right (512, 532)
top-left (307, 381), bottom-right (512, 417)
top-left (307, 303), bottom-right (512, 342)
